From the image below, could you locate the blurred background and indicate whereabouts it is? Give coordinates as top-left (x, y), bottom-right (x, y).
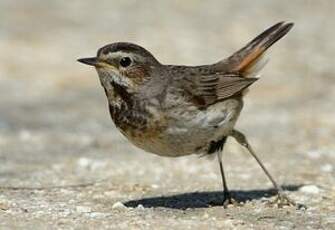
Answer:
top-left (0, 0), bottom-right (334, 228)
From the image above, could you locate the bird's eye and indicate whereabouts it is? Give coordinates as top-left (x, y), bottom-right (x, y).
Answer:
top-left (119, 57), bottom-right (132, 68)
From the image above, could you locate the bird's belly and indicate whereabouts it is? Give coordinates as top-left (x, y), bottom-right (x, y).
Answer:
top-left (122, 98), bottom-right (243, 157)
top-left (161, 98), bottom-right (243, 156)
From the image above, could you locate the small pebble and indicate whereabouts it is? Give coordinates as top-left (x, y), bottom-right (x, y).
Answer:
top-left (299, 185), bottom-right (320, 194)
top-left (88, 212), bottom-right (108, 218)
top-left (320, 164), bottom-right (333, 172)
top-left (112, 201), bottom-right (127, 210)
top-left (77, 157), bottom-right (92, 168)
top-left (151, 184), bottom-right (159, 189)
top-left (202, 212), bottom-right (209, 219)
top-left (19, 129), bottom-right (33, 141)
top-left (136, 204), bottom-right (145, 210)
top-left (0, 203), bottom-right (9, 211)
top-left (76, 206), bottom-right (92, 213)
top-left (306, 150), bottom-right (321, 159)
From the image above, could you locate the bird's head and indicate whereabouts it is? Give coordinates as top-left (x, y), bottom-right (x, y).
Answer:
top-left (78, 42), bottom-right (161, 92)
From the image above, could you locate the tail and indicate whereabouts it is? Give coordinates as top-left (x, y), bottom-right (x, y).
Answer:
top-left (217, 22), bottom-right (294, 77)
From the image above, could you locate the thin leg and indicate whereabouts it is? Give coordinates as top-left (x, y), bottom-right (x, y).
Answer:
top-left (215, 138), bottom-right (238, 207)
top-left (217, 151), bottom-right (232, 206)
top-left (230, 129), bottom-right (295, 207)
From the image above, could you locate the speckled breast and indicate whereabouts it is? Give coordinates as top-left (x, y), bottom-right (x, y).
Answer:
top-left (109, 98), bottom-right (243, 158)
top-left (109, 102), bottom-right (171, 155)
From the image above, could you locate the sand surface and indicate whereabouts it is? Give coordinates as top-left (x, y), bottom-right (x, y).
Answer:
top-left (0, 1), bottom-right (334, 229)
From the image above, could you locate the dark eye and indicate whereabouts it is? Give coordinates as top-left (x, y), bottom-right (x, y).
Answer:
top-left (119, 57), bottom-right (132, 67)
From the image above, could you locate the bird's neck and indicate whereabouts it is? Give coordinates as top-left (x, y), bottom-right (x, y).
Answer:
top-left (103, 83), bottom-right (149, 131)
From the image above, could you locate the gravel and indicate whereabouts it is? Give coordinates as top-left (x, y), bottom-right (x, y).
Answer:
top-left (0, 0), bottom-right (334, 229)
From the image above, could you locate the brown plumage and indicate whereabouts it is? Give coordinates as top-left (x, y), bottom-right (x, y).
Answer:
top-left (78, 22), bottom-right (295, 207)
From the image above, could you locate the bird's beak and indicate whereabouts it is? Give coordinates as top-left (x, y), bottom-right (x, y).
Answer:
top-left (77, 57), bottom-right (100, 66)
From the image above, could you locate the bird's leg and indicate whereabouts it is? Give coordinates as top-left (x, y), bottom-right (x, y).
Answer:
top-left (230, 129), bottom-right (296, 207)
top-left (216, 138), bottom-right (239, 207)
top-left (217, 151), bottom-right (232, 207)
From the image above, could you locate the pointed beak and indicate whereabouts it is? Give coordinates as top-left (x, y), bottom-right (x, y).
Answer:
top-left (77, 57), bottom-right (100, 66)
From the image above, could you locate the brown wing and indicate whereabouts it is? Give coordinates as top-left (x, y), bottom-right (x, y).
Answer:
top-left (184, 73), bottom-right (258, 107)
top-left (180, 22), bottom-right (293, 108)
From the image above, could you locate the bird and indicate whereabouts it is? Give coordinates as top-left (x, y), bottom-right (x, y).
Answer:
top-left (78, 22), bottom-right (294, 207)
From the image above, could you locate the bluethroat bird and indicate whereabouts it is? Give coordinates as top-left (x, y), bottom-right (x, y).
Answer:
top-left (78, 22), bottom-right (295, 207)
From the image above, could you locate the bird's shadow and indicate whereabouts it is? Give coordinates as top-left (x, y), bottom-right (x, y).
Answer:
top-left (124, 185), bottom-right (303, 210)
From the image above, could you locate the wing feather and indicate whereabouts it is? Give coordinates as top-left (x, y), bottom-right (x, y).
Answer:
top-left (184, 73), bottom-right (258, 107)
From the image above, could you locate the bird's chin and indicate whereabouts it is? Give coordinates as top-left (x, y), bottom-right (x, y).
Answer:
top-left (96, 68), bottom-right (132, 89)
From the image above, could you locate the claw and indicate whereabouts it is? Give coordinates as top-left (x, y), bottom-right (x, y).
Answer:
top-left (266, 193), bottom-right (306, 209)
top-left (273, 193), bottom-right (295, 208)
top-left (223, 194), bottom-right (242, 208)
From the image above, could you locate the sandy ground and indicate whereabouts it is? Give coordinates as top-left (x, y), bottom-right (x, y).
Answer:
top-left (0, 0), bottom-right (335, 229)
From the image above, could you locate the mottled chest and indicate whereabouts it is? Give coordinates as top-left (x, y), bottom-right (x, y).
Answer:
top-left (109, 102), bottom-right (148, 131)
top-left (108, 100), bottom-right (168, 148)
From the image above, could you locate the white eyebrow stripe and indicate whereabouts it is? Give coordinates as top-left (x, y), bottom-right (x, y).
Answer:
top-left (104, 51), bottom-right (134, 59)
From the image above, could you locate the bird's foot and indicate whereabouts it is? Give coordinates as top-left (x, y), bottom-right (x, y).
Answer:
top-left (223, 194), bottom-right (241, 208)
top-left (266, 193), bottom-right (306, 209)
